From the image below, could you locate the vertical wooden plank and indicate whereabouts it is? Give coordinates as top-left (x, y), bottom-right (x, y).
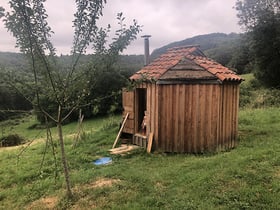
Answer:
top-left (150, 84), bottom-right (155, 134)
top-left (191, 84), bottom-right (195, 153)
top-left (162, 85), bottom-right (167, 151)
top-left (147, 133), bottom-right (153, 153)
top-left (185, 85), bottom-right (192, 153)
top-left (188, 85), bottom-right (193, 153)
top-left (233, 84), bottom-right (240, 147)
top-left (224, 84), bottom-right (229, 149)
top-left (160, 85), bottom-right (166, 151)
top-left (164, 85), bottom-right (170, 151)
top-left (197, 84), bottom-right (201, 153)
top-left (228, 84), bottom-right (233, 149)
top-left (226, 84), bottom-right (230, 149)
top-left (192, 84), bottom-right (199, 153)
top-left (235, 85), bottom-right (240, 145)
top-left (146, 84), bottom-right (151, 136)
top-left (216, 85), bottom-right (221, 150)
top-left (155, 84), bottom-right (160, 150)
top-left (212, 85), bottom-right (219, 151)
top-left (230, 85), bottom-right (234, 148)
top-left (202, 84), bottom-right (207, 152)
top-left (220, 85), bottom-right (224, 151)
top-left (179, 84), bottom-right (185, 153)
top-left (232, 84), bottom-right (237, 147)
top-left (197, 85), bottom-right (203, 152)
top-left (122, 89), bottom-right (135, 134)
top-left (134, 88), bottom-right (139, 134)
top-left (166, 85), bottom-right (172, 152)
top-left (205, 84), bottom-right (212, 151)
top-left (168, 85), bottom-right (177, 152)
top-left (222, 85), bottom-right (227, 150)
top-left (174, 84), bottom-right (180, 152)
top-left (218, 85), bottom-right (224, 151)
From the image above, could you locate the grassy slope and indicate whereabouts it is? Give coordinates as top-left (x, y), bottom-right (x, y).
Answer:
top-left (0, 108), bottom-right (280, 209)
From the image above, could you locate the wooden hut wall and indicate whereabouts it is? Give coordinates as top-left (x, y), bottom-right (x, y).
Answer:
top-left (146, 83), bottom-right (159, 143)
top-left (123, 82), bottom-right (240, 153)
top-left (217, 83), bottom-right (240, 151)
top-left (156, 83), bottom-right (240, 153)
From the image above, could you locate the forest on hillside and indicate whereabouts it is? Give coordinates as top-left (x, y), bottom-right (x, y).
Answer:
top-left (0, 32), bottom-right (248, 121)
top-left (0, 30), bottom-right (274, 122)
top-left (0, 53), bottom-right (143, 121)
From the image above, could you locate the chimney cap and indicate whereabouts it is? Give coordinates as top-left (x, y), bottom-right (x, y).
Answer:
top-left (141, 35), bottom-right (151, 39)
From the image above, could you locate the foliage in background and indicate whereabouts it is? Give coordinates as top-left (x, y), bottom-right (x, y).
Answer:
top-left (236, 0), bottom-right (280, 88)
top-left (0, 52), bottom-right (143, 122)
top-left (239, 73), bottom-right (280, 108)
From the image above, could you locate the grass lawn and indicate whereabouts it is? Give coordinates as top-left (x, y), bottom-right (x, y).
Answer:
top-left (1, 108), bottom-right (280, 209)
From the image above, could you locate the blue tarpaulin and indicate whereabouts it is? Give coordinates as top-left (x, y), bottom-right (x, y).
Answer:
top-left (93, 157), bottom-right (112, 165)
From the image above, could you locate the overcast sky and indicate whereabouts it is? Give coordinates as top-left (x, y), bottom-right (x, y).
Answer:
top-left (0, 0), bottom-right (241, 55)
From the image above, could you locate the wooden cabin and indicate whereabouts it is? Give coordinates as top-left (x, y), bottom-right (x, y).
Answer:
top-left (122, 46), bottom-right (243, 153)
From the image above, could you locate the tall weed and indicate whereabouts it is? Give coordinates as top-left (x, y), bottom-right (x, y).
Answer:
top-left (240, 74), bottom-right (280, 108)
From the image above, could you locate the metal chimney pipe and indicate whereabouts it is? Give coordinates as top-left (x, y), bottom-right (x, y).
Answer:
top-left (141, 35), bottom-right (151, 66)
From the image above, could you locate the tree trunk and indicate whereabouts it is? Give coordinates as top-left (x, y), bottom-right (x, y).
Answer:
top-left (57, 106), bottom-right (72, 198)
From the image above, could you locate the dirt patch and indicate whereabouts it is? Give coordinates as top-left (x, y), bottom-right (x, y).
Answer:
top-left (89, 178), bottom-right (121, 189)
top-left (274, 167), bottom-right (280, 178)
top-left (26, 196), bottom-right (58, 210)
top-left (73, 177), bottom-right (121, 194)
top-left (26, 179), bottom-right (120, 209)
top-left (70, 178), bottom-right (121, 209)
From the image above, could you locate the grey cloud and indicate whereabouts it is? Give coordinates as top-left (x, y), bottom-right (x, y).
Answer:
top-left (0, 0), bottom-right (241, 55)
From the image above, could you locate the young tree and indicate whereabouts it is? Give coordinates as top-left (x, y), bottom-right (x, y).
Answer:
top-left (236, 0), bottom-right (280, 87)
top-left (2, 0), bottom-right (141, 198)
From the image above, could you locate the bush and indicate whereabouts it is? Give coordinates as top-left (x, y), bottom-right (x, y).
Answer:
top-left (239, 74), bottom-right (280, 108)
top-left (0, 134), bottom-right (25, 147)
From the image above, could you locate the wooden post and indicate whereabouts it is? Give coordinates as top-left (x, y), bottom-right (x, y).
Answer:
top-left (112, 113), bottom-right (129, 149)
top-left (147, 133), bottom-right (153, 153)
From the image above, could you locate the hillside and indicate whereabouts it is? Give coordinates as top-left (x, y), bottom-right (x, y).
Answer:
top-left (151, 33), bottom-right (239, 57)
top-left (0, 52), bottom-right (29, 71)
top-left (0, 52), bottom-right (144, 74)
top-left (0, 33), bottom-right (250, 75)
top-left (151, 33), bottom-right (250, 74)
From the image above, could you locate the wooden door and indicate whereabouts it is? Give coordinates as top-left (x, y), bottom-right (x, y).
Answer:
top-left (122, 89), bottom-right (135, 134)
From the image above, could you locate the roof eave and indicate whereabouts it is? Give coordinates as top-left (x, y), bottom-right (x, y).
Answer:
top-left (156, 79), bottom-right (221, 85)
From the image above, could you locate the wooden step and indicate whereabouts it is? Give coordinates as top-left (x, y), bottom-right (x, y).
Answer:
top-left (133, 134), bottom-right (147, 148)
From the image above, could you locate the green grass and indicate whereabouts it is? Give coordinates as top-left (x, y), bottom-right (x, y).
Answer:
top-left (1, 109), bottom-right (280, 209)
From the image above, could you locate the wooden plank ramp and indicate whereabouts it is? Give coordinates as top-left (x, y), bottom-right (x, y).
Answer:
top-left (112, 113), bottom-right (129, 149)
top-left (109, 144), bottom-right (140, 155)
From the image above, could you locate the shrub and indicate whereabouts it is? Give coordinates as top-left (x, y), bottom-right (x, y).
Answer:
top-left (0, 134), bottom-right (25, 147)
top-left (239, 74), bottom-right (280, 108)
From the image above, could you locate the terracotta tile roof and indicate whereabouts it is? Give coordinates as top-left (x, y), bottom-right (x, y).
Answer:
top-left (130, 46), bottom-right (243, 83)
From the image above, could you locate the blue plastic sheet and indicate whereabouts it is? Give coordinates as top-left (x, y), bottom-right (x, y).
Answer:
top-left (93, 157), bottom-right (112, 165)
